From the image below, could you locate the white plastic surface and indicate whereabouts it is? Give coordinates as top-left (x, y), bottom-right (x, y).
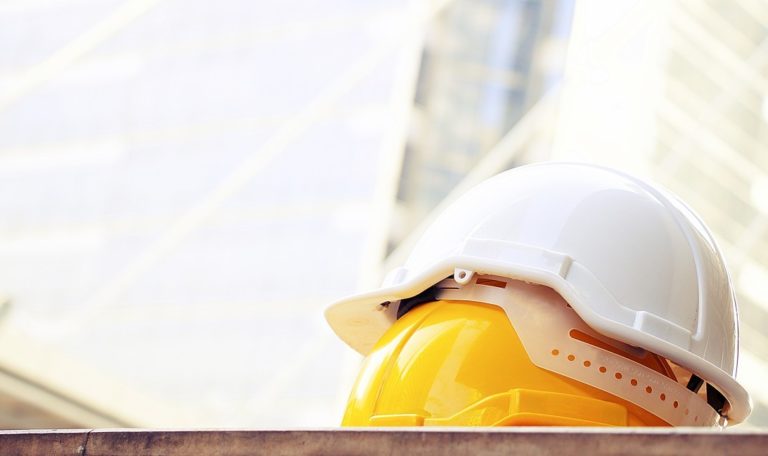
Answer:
top-left (325, 162), bottom-right (751, 423)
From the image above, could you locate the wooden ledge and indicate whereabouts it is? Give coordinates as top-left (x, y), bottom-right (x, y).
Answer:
top-left (0, 428), bottom-right (766, 455)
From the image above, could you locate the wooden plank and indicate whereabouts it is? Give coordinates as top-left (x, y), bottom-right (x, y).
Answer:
top-left (0, 428), bottom-right (766, 456)
top-left (0, 429), bottom-right (88, 455)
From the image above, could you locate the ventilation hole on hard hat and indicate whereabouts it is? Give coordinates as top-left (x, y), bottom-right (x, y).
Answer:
top-left (567, 354), bottom-right (575, 361)
top-left (599, 366), bottom-right (607, 373)
top-left (686, 375), bottom-right (704, 393)
top-left (476, 278), bottom-right (507, 288)
top-left (706, 383), bottom-right (727, 415)
top-left (551, 349), bottom-right (560, 356)
top-left (614, 372), bottom-right (623, 380)
top-left (673, 401), bottom-right (679, 409)
top-left (630, 379), bottom-right (638, 386)
top-left (694, 416), bottom-right (698, 423)
top-left (645, 386), bottom-right (653, 394)
top-left (660, 393), bottom-right (666, 401)
top-left (583, 360), bottom-right (591, 367)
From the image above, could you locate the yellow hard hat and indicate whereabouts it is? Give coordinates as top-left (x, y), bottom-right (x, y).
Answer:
top-left (343, 277), bottom-right (706, 427)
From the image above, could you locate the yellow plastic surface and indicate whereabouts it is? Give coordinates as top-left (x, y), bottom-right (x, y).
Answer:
top-left (342, 300), bottom-right (671, 427)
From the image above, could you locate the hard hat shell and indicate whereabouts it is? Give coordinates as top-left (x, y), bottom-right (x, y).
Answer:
top-left (326, 162), bottom-right (751, 424)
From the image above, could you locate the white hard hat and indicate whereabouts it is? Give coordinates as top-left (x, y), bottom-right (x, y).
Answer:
top-left (326, 162), bottom-right (751, 424)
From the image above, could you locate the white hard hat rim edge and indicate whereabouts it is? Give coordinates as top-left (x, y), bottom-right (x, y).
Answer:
top-left (325, 256), bottom-right (752, 423)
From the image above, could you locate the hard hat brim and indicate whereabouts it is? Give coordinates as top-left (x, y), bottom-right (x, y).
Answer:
top-left (325, 251), bottom-right (753, 424)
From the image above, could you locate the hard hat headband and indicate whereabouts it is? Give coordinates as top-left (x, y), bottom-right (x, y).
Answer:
top-left (434, 275), bottom-right (723, 428)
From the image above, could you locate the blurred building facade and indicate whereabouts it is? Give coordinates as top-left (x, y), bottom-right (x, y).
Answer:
top-left (393, 0), bottom-right (573, 248)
